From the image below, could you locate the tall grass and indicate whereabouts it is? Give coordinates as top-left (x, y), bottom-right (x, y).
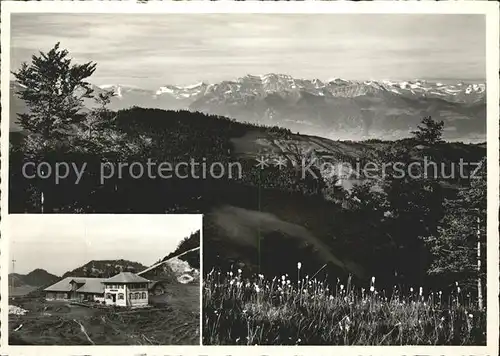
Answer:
top-left (203, 267), bottom-right (486, 345)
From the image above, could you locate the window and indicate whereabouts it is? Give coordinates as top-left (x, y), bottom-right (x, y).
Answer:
top-left (118, 293), bottom-right (124, 300)
top-left (106, 293), bottom-right (112, 299)
top-left (135, 292), bottom-right (141, 299)
top-left (130, 293), bottom-right (134, 300)
top-left (142, 292), bottom-right (147, 299)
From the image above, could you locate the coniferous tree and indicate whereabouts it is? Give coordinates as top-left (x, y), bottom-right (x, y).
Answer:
top-left (11, 43), bottom-right (99, 212)
top-left (411, 116), bottom-right (445, 145)
top-left (424, 158), bottom-right (486, 304)
top-left (12, 42), bottom-right (96, 151)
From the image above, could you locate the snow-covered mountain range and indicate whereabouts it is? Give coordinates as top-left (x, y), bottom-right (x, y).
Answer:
top-left (10, 74), bottom-right (486, 141)
top-left (103, 74), bottom-right (485, 105)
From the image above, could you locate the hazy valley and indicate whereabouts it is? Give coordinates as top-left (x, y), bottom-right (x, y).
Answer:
top-left (10, 74), bottom-right (486, 143)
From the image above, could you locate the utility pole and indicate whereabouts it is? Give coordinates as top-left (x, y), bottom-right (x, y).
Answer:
top-left (11, 259), bottom-right (16, 289)
top-left (476, 208), bottom-right (483, 310)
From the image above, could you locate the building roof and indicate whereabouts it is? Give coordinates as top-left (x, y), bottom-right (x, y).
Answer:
top-left (69, 278), bottom-right (87, 284)
top-left (44, 277), bottom-right (106, 294)
top-left (103, 272), bottom-right (150, 284)
top-left (45, 272), bottom-right (149, 294)
top-left (75, 278), bottom-right (106, 294)
top-left (44, 277), bottom-right (74, 292)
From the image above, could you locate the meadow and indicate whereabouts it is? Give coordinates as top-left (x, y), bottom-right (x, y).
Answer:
top-left (202, 266), bottom-right (486, 346)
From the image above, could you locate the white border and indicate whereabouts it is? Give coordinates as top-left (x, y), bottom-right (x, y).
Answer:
top-left (199, 215), bottom-right (204, 347)
top-left (1, 1), bottom-right (499, 355)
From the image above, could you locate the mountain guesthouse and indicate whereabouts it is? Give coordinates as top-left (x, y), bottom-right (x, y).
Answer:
top-left (103, 272), bottom-right (150, 307)
top-left (44, 272), bottom-right (151, 307)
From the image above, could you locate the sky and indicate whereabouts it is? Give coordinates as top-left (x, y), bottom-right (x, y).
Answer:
top-left (10, 14), bottom-right (485, 89)
top-left (9, 214), bottom-right (202, 276)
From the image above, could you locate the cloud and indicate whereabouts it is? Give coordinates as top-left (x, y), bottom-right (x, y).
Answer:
top-left (10, 13), bottom-right (486, 88)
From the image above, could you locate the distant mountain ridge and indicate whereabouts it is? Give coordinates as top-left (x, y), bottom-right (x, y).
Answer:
top-left (9, 269), bottom-right (59, 288)
top-left (9, 74), bottom-right (486, 142)
top-left (103, 74), bottom-right (485, 104)
top-left (61, 259), bottom-right (148, 279)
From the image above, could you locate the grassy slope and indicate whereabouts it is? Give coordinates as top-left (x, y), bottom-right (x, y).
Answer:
top-left (203, 272), bottom-right (486, 345)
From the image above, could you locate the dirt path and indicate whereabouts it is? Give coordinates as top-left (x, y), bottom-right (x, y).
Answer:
top-left (73, 319), bottom-right (95, 345)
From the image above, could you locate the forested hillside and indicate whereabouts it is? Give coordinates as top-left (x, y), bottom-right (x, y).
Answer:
top-left (9, 44), bottom-right (486, 301)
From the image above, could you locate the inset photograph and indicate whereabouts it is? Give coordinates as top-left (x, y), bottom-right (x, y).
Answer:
top-left (8, 214), bottom-right (201, 345)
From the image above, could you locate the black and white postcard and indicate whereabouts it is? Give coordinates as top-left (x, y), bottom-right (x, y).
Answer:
top-left (1, 1), bottom-right (498, 355)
